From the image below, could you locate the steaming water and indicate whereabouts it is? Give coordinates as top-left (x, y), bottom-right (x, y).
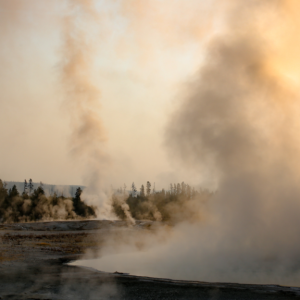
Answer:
top-left (70, 243), bottom-right (300, 287)
top-left (70, 251), bottom-right (170, 279)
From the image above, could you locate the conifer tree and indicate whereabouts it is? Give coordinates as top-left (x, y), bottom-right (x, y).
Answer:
top-left (73, 187), bottom-right (96, 217)
top-left (146, 181), bottom-right (151, 196)
top-left (73, 187), bottom-right (82, 214)
top-left (8, 185), bottom-right (19, 198)
top-left (153, 182), bottom-right (156, 194)
top-left (28, 179), bottom-right (34, 195)
top-left (131, 182), bottom-right (137, 197)
top-left (140, 185), bottom-right (145, 197)
top-left (170, 183), bottom-right (173, 194)
top-left (173, 183), bottom-right (177, 195)
top-left (75, 187), bottom-right (82, 199)
top-left (0, 179), bottom-right (8, 201)
top-left (23, 179), bottom-right (28, 195)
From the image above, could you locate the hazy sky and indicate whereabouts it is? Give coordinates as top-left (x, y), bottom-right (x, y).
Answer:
top-left (3, 1), bottom-right (299, 192)
top-left (0, 0), bottom-right (220, 189)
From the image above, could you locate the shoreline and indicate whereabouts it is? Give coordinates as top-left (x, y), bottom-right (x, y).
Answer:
top-left (1, 220), bottom-right (299, 299)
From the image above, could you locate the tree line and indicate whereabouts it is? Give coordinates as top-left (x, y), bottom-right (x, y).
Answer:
top-left (112, 181), bottom-right (212, 224)
top-left (116, 181), bottom-right (198, 197)
top-left (0, 179), bottom-right (96, 223)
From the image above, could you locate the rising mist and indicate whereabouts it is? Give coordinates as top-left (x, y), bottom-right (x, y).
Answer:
top-left (3, 0), bottom-right (300, 287)
top-left (76, 0), bottom-right (300, 287)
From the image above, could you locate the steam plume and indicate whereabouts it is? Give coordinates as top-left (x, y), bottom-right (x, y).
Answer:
top-left (61, 0), bottom-right (110, 211)
top-left (163, 0), bottom-right (300, 285)
top-left (80, 1), bottom-right (300, 286)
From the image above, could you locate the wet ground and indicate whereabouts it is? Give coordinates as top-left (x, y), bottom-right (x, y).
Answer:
top-left (0, 220), bottom-right (153, 263)
top-left (1, 220), bottom-right (300, 299)
top-left (1, 262), bottom-right (300, 300)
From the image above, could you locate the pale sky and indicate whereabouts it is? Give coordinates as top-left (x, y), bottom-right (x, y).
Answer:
top-left (0, 0), bottom-right (220, 190)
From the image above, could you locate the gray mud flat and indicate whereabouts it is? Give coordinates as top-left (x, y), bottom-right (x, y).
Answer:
top-left (1, 220), bottom-right (300, 299)
top-left (0, 220), bottom-right (154, 263)
top-left (0, 219), bottom-right (153, 232)
top-left (1, 262), bottom-right (300, 300)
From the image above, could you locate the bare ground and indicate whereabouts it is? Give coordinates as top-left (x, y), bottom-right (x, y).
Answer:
top-left (0, 220), bottom-right (300, 300)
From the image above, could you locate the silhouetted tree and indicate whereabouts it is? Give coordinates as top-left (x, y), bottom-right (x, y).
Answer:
top-left (28, 179), bottom-right (34, 195)
top-left (170, 183), bottom-right (173, 194)
top-left (131, 182), bottom-right (137, 197)
top-left (23, 179), bottom-right (28, 195)
top-left (0, 179), bottom-right (8, 221)
top-left (146, 181), bottom-right (151, 196)
top-left (73, 187), bottom-right (96, 217)
top-left (29, 186), bottom-right (46, 220)
top-left (8, 185), bottom-right (19, 198)
top-left (0, 180), bottom-right (8, 199)
top-left (140, 185), bottom-right (145, 197)
top-left (75, 187), bottom-right (82, 199)
top-left (173, 183), bottom-right (177, 195)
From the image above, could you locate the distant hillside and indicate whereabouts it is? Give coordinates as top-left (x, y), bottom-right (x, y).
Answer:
top-left (4, 181), bottom-right (85, 198)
